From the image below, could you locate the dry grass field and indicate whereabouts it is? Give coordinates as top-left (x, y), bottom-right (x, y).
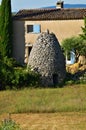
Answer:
top-left (0, 112), bottom-right (86, 130)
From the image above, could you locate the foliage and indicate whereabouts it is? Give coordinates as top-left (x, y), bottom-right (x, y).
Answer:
top-left (62, 37), bottom-right (76, 52)
top-left (80, 17), bottom-right (86, 40)
top-left (0, 57), bottom-right (40, 90)
top-left (0, 57), bottom-right (14, 89)
top-left (62, 36), bottom-right (86, 60)
top-left (0, 0), bottom-right (12, 58)
top-left (78, 39), bottom-right (86, 56)
top-left (11, 67), bottom-right (40, 89)
top-left (0, 118), bottom-right (21, 130)
top-left (65, 68), bottom-right (86, 85)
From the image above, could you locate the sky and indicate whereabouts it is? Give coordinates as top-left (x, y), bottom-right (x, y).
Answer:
top-left (0, 0), bottom-right (86, 12)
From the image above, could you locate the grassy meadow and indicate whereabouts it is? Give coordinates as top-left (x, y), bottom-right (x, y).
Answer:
top-left (0, 84), bottom-right (86, 114)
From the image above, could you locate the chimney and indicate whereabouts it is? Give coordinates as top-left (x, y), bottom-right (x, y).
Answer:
top-left (56, 1), bottom-right (64, 9)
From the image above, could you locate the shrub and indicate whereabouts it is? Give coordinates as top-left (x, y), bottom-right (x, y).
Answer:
top-left (65, 69), bottom-right (86, 85)
top-left (11, 68), bottom-right (40, 89)
top-left (0, 57), bottom-right (40, 90)
top-left (0, 118), bottom-right (21, 130)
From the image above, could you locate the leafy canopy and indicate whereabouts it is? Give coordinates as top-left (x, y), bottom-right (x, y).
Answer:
top-left (62, 36), bottom-right (86, 56)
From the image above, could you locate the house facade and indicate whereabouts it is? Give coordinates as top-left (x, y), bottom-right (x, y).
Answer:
top-left (13, 1), bottom-right (86, 64)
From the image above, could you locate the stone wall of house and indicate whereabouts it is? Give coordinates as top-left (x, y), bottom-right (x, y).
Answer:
top-left (25, 19), bottom-right (83, 44)
top-left (28, 31), bottom-right (66, 86)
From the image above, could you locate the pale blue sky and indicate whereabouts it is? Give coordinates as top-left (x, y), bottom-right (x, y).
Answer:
top-left (0, 0), bottom-right (86, 12)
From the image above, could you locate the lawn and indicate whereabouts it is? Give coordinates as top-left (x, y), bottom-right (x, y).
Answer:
top-left (0, 84), bottom-right (86, 130)
top-left (0, 84), bottom-right (86, 114)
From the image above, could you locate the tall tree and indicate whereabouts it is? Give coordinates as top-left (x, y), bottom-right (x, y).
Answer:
top-left (0, 0), bottom-right (12, 58)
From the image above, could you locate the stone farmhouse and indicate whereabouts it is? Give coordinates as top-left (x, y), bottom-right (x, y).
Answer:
top-left (13, 1), bottom-right (86, 64)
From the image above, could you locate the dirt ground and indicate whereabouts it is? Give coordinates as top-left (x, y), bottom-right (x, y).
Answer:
top-left (0, 112), bottom-right (86, 130)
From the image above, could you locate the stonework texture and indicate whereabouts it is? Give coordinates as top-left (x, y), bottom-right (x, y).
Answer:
top-left (28, 31), bottom-right (66, 86)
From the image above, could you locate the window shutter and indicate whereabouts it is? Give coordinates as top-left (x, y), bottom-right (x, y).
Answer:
top-left (33, 24), bottom-right (40, 33)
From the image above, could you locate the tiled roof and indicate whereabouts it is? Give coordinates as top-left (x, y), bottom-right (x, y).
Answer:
top-left (13, 8), bottom-right (86, 20)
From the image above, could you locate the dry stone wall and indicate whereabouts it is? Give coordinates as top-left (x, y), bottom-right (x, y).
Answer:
top-left (28, 31), bottom-right (66, 86)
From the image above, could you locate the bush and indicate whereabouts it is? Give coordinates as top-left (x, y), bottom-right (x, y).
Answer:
top-left (11, 68), bottom-right (40, 89)
top-left (0, 118), bottom-right (21, 130)
top-left (65, 69), bottom-right (86, 85)
top-left (0, 57), bottom-right (40, 90)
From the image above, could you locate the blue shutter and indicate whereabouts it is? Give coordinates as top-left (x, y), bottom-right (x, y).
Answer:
top-left (33, 24), bottom-right (40, 33)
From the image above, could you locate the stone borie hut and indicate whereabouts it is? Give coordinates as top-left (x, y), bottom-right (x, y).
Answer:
top-left (28, 31), bottom-right (66, 86)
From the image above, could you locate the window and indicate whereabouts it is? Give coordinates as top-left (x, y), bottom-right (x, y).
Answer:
top-left (27, 24), bottom-right (41, 33)
top-left (27, 25), bottom-right (33, 33)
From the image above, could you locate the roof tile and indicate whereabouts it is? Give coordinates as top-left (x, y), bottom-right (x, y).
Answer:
top-left (13, 8), bottom-right (86, 20)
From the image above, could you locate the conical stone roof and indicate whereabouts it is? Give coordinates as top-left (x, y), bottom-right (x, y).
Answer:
top-left (28, 31), bottom-right (66, 86)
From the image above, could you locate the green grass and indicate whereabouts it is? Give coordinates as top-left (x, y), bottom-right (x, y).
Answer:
top-left (0, 118), bottom-right (21, 130)
top-left (0, 84), bottom-right (86, 114)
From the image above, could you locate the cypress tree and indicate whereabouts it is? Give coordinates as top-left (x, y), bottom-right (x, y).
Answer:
top-left (0, 0), bottom-right (12, 58)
